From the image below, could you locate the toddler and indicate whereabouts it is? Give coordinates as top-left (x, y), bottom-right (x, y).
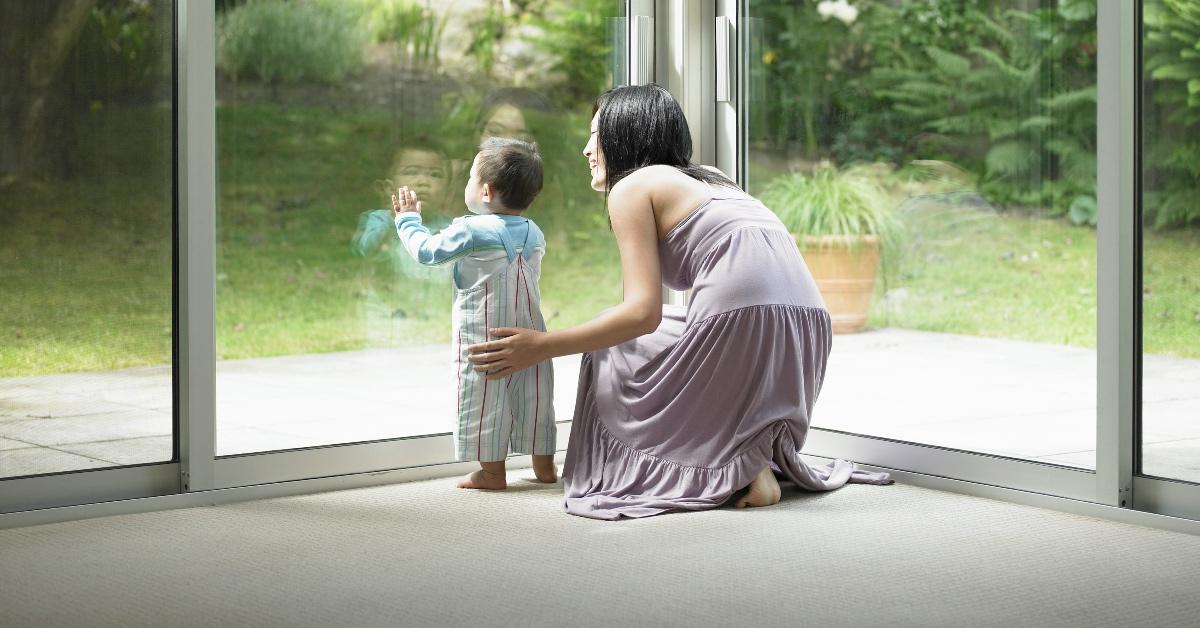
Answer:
top-left (351, 143), bottom-right (453, 343)
top-left (392, 137), bottom-right (556, 490)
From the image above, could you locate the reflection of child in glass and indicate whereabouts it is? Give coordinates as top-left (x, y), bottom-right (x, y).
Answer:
top-left (392, 138), bottom-right (556, 490)
top-left (351, 143), bottom-right (452, 345)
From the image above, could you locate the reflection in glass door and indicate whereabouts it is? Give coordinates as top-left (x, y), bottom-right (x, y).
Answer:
top-left (742, 0), bottom-right (1098, 466)
top-left (1139, 0), bottom-right (1200, 484)
top-left (0, 2), bottom-right (175, 478)
top-left (214, 0), bottom-right (626, 455)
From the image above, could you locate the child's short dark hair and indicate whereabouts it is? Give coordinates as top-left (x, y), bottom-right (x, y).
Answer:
top-left (476, 137), bottom-right (543, 211)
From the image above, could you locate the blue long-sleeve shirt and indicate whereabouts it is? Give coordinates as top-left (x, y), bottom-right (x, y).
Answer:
top-left (394, 211), bottom-right (547, 290)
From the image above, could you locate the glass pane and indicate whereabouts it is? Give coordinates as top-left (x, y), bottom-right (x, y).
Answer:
top-left (0, 2), bottom-right (175, 478)
top-left (744, 0), bottom-right (1098, 466)
top-left (215, 0), bottom-right (626, 454)
top-left (1140, 0), bottom-right (1200, 483)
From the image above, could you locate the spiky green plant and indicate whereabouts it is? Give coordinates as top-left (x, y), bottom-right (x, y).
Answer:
top-left (366, 0), bottom-right (448, 69)
top-left (759, 164), bottom-right (902, 252)
top-left (216, 0), bottom-right (366, 86)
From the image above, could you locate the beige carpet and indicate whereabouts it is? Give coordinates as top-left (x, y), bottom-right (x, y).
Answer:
top-left (2, 472), bottom-right (1199, 628)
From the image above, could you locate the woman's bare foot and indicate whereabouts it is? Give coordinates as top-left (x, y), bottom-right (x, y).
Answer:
top-left (531, 454), bottom-right (558, 483)
top-left (457, 462), bottom-right (507, 490)
top-left (734, 466), bottom-right (781, 508)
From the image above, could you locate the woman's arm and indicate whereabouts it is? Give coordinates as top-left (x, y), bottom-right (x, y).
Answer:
top-left (467, 174), bottom-right (663, 379)
top-left (544, 176), bottom-right (664, 352)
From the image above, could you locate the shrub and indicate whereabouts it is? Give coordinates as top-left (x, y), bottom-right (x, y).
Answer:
top-left (759, 163), bottom-right (902, 250)
top-left (1144, 0), bottom-right (1200, 229)
top-left (216, 0), bottom-right (366, 85)
top-left (866, 4), bottom-right (1097, 217)
top-left (364, 0), bottom-right (447, 69)
top-left (68, 1), bottom-right (171, 101)
top-left (530, 0), bottom-right (617, 108)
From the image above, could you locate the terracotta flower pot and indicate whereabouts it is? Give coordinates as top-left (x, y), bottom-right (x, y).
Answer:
top-left (796, 234), bottom-right (880, 334)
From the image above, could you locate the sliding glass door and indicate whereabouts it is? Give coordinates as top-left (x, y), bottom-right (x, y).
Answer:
top-left (212, 1), bottom-right (627, 460)
top-left (2, 0), bottom-right (636, 512)
top-left (0, 1), bottom-right (178, 512)
top-left (7, 1), bottom-right (1199, 528)
top-left (735, 0), bottom-right (1097, 494)
top-left (1136, 0), bottom-right (1200, 518)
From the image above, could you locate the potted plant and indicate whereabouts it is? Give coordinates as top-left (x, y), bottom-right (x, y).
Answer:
top-left (759, 163), bottom-right (900, 333)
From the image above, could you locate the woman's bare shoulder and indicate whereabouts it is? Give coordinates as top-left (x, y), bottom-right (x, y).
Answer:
top-left (612, 165), bottom-right (704, 200)
top-left (624, 164), bottom-right (693, 185)
top-left (607, 170), bottom-right (652, 208)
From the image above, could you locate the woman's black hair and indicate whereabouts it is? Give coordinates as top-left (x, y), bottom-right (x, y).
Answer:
top-left (593, 84), bottom-right (739, 194)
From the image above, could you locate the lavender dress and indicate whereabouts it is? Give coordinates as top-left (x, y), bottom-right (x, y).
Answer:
top-left (562, 190), bottom-right (893, 520)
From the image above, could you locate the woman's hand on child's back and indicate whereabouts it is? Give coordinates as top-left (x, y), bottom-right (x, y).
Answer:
top-left (392, 186), bottom-right (423, 216)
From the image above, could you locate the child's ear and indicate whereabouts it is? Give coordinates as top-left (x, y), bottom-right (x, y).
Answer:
top-left (480, 182), bottom-right (493, 203)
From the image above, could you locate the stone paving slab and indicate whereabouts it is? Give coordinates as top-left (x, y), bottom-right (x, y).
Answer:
top-left (1141, 440), bottom-right (1200, 479)
top-left (59, 436), bottom-right (173, 467)
top-left (0, 447), bottom-right (111, 477)
top-left (1, 330), bottom-right (1197, 483)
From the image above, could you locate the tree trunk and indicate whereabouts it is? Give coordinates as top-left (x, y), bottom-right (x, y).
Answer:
top-left (0, 0), bottom-right (98, 181)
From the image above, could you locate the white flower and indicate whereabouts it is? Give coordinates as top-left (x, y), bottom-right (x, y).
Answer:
top-left (834, 2), bottom-right (858, 24)
top-left (817, 0), bottom-right (858, 25)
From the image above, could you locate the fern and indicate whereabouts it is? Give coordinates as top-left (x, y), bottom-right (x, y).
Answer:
top-left (865, 3), bottom-right (1096, 216)
top-left (1144, 0), bottom-right (1200, 228)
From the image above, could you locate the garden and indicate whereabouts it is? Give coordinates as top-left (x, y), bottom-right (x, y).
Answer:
top-left (2, 0), bottom-right (1198, 380)
top-left (747, 0), bottom-right (1199, 354)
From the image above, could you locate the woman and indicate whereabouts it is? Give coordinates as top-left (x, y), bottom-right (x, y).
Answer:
top-left (467, 85), bottom-right (892, 520)
top-left (475, 87), bottom-right (548, 144)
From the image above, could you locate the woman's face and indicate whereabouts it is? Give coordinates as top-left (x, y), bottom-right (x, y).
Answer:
top-left (582, 112), bottom-right (606, 192)
top-left (479, 104), bottom-right (528, 144)
top-left (392, 148), bottom-right (448, 207)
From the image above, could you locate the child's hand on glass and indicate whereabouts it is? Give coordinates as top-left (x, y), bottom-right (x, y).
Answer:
top-left (392, 186), bottom-right (422, 216)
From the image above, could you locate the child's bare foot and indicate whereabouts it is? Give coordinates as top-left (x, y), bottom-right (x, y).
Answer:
top-left (457, 461), bottom-right (507, 490)
top-left (531, 454), bottom-right (558, 483)
top-left (734, 466), bottom-right (781, 508)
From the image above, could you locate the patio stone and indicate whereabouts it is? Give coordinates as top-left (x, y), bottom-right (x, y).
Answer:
top-left (0, 384), bottom-right (44, 406)
top-left (0, 410), bottom-right (171, 447)
top-left (1141, 439), bottom-right (1200, 482)
top-left (0, 366), bottom-right (170, 394)
top-left (88, 385), bottom-right (174, 412)
top-left (1031, 450), bottom-right (1096, 470)
top-left (0, 437), bottom-right (34, 452)
top-left (216, 426), bottom-right (346, 456)
top-left (259, 416), bottom-right (445, 445)
top-left (1142, 375), bottom-right (1200, 403)
top-left (863, 409), bottom-right (1097, 461)
top-left (59, 436), bottom-right (173, 467)
top-left (0, 330), bottom-right (1196, 481)
top-left (1141, 398), bottom-right (1200, 440)
top-left (0, 393), bottom-right (136, 421)
top-left (0, 447), bottom-right (113, 477)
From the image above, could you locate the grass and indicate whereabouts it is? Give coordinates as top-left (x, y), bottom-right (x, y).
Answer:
top-left (2, 103), bottom-right (1198, 377)
top-left (0, 107), bottom-right (174, 377)
top-left (212, 103), bottom-right (621, 360)
top-left (0, 103), bottom-right (620, 376)
top-left (870, 192), bottom-right (1200, 358)
top-left (871, 196), bottom-right (1099, 347)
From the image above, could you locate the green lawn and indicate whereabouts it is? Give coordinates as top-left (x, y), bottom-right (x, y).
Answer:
top-left (870, 195), bottom-right (1200, 357)
top-left (2, 104), bottom-right (1198, 377)
top-left (212, 104), bottom-right (621, 360)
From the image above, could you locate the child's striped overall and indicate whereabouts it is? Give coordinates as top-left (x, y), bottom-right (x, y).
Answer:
top-left (396, 212), bottom-right (555, 462)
